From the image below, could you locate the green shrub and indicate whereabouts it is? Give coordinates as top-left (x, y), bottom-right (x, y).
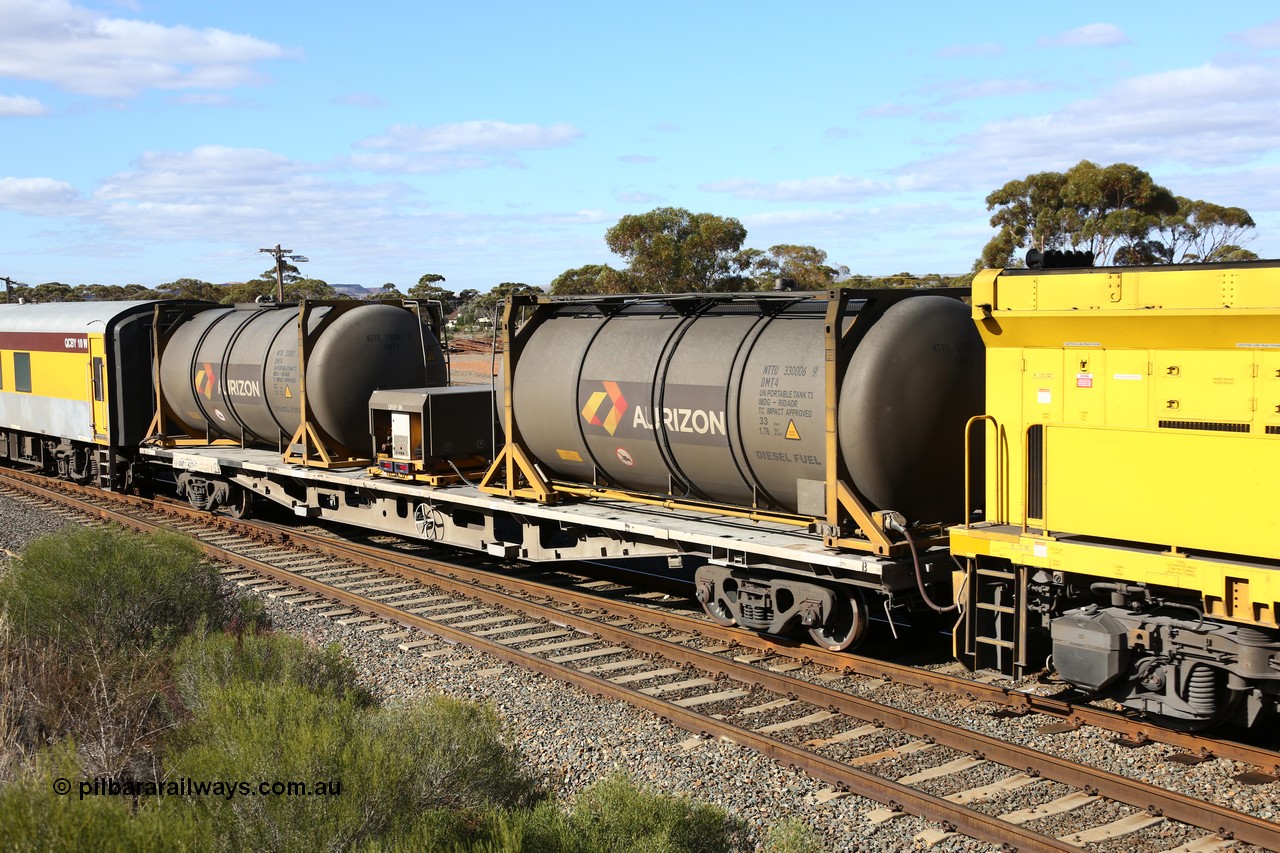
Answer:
top-left (165, 683), bottom-right (539, 852)
top-left (0, 527), bottom-right (260, 781)
top-left (485, 773), bottom-right (745, 853)
top-left (172, 630), bottom-right (373, 712)
top-left (564, 773), bottom-right (745, 853)
top-left (0, 624), bottom-right (178, 782)
top-left (0, 527), bottom-right (252, 651)
top-left (0, 742), bottom-right (203, 853)
top-left (763, 817), bottom-right (824, 853)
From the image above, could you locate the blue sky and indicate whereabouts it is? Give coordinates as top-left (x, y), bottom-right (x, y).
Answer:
top-left (2, 1), bottom-right (1279, 294)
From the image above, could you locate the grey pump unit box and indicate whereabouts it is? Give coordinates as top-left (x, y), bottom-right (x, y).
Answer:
top-left (369, 386), bottom-right (498, 462)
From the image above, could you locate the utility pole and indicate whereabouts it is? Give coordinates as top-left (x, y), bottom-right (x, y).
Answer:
top-left (258, 244), bottom-right (309, 301)
top-left (1, 276), bottom-right (16, 304)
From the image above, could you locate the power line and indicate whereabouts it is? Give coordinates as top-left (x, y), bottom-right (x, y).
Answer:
top-left (200, 251), bottom-right (265, 279)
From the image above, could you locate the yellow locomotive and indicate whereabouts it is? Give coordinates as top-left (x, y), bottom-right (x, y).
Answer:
top-left (951, 259), bottom-right (1280, 726)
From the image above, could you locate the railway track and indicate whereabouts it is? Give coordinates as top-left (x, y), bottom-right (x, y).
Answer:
top-left (3, 468), bottom-right (1278, 851)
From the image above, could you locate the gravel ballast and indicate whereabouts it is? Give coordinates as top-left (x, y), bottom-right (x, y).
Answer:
top-left (2, 486), bottom-right (1274, 852)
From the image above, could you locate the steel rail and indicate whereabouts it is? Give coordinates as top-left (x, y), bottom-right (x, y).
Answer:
top-left (0, 473), bottom-right (1073, 850)
top-left (215, 504), bottom-right (1280, 776)
top-left (11, 466), bottom-right (1273, 773)
top-left (5, 471), bottom-right (1279, 848)
top-left (224, 520), bottom-right (1280, 851)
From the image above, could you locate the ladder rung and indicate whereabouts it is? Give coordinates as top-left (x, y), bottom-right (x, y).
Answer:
top-left (976, 569), bottom-right (1017, 579)
top-left (976, 604), bottom-right (1016, 614)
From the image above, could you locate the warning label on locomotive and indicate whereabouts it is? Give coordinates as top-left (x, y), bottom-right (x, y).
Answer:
top-left (579, 380), bottom-right (726, 447)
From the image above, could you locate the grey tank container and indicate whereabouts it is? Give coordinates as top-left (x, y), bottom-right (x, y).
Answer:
top-left (159, 302), bottom-right (447, 452)
top-left (511, 294), bottom-right (982, 522)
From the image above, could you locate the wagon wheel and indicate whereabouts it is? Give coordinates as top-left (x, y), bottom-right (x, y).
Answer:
top-left (697, 577), bottom-right (738, 626)
top-left (414, 503), bottom-right (440, 540)
top-left (222, 484), bottom-right (254, 519)
top-left (808, 588), bottom-right (868, 652)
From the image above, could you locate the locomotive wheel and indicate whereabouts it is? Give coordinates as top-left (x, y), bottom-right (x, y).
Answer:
top-left (808, 588), bottom-right (868, 652)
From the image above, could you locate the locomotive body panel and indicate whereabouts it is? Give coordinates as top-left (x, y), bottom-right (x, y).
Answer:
top-left (968, 263), bottom-right (1280, 560)
top-left (956, 261), bottom-right (1280, 724)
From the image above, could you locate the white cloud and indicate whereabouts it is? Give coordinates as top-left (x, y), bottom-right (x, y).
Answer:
top-left (617, 154), bottom-right (657, 164)
top-left (923, 78), bottom-right (1055, 103)
top-left (1230, 18), bottom-right (1280, 49)
top-left (346, 152), bottom-right (495, 175)
top-left (896, 62), bottom-right (1280, 193)
top-left (171, 93), bottom-right (235, 107)
top-left (0, 145), bottom-right (617, 290)
top-left (333, 92), bottom-right (387, 109)
top-left (740, 202), bottom-right (977, 273)
top-left (357, 120), bottom-right (582, 153)
top-left (1038, 23), bottom-right (1130, 48)
top-left (615, 190), bottom-right (663, 204)
top-left (0, 0), bottom-right (295, 97)
top-left (95, 145), bottom-right (309, 202)
top-left (350, 120), bottom-right (583, 174)
top-left (936, 42), bottom-right (1006, 59)
top-left (0, 177), bottom-right (79, 213)
top-left (0, 94), bottom-right (47, 116)
top-left (701, 175), bottom-right (889, 203)
top-left (859, 102), bottom-right (917, 118)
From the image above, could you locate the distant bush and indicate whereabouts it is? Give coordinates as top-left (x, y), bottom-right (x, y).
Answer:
top-left (0, 633), bottom-right (176, 781)
top-left (374, 773), bottom-right (748, 853)
top-left (0, 526), bottom-right (256, 651)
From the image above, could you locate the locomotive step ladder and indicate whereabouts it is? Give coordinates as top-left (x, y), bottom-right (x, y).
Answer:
top-left (95, 449), bottom-right (112, 491)
top-left (965, 560), bottom-right (1030, 678)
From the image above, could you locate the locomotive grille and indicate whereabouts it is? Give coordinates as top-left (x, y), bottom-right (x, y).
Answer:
top-left (1158, 420), bottom-right (1250, 433)
top-left (1026, 425), bottom-right (1043, 520)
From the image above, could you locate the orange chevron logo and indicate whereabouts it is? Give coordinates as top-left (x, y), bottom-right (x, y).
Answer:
top-left (581, 380), bottom-right (628, 435)
top-left (194, 362), bottom-right (216, 399)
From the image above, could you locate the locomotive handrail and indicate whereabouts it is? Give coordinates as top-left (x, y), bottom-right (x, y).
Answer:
top-left (962, 415), bottom-right (999, 527)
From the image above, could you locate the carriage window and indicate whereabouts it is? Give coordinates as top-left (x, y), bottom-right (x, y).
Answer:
top-left (92, 357), bottom-right (104, 402)
top-left (14, 352), bottom-right (30, 393)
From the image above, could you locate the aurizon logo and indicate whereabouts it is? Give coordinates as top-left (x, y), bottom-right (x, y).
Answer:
top-left (194, 362), bottom-right (216, 399)
top-left (581, 381), bottom-right (628, 436)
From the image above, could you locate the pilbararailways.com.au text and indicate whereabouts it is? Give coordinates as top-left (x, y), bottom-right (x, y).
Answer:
top-left (54, 777), bottom-right (342, 800)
